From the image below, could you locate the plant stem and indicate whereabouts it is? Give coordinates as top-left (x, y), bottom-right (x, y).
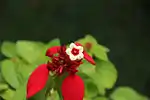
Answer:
top-left (57, 89), bottom-right (63, 100)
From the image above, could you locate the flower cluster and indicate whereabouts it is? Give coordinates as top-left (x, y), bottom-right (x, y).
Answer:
top-left (26, 42), bottom-right (95, 100)
top-left (47, 45), bottom-right (82, 75)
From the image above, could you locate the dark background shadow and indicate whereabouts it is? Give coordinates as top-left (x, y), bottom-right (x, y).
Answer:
top-left (0, 0), bottom-right (150, 97)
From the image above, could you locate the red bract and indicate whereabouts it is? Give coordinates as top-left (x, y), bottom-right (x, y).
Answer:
top-left (61, 74), bottom-right (84, 100)
top-left (46, 46), bottom-right (61, 57)
top-left (26, 64), bottom-right (49, 98)
top-left (26, 42), bottom-right (95, 100)
top-left (83, 51), bottom-right (95, 65)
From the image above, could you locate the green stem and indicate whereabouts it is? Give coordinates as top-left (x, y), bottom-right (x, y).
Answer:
top-left (54, 73), bottom-right (68, 100)
top-left (57, 89), bottom-right (63, 100)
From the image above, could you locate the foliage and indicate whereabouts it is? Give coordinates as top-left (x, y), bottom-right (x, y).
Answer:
top-left (0, 35), bottom-right (148, 100)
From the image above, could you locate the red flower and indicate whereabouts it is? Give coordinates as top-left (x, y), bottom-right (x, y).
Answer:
top-left (26, 42), bottom-right (95, 100)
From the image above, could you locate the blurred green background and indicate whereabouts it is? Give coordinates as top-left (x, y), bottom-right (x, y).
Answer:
top-left (0, 0), bottom-right (150, 98)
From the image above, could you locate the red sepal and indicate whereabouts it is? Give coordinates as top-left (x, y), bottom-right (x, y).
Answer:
top-left (26, 64), bottom-right (49, 98)
top-left (61, 74), bottom-right (84, 100)
top-left (83, 51), bottom-right (95, 65)
top-left (46, 46), bottom-right (61, 57)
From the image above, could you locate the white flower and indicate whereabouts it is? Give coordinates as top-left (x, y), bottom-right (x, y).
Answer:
top-left (66, 43), bottom-right (84, 61)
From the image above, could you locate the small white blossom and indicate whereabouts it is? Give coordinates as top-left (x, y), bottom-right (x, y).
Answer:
top-left (66, 43), bottom-right (84, 61)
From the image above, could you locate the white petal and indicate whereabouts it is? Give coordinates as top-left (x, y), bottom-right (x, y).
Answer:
top-left (77, 52), bottom-right (84, 60)
top-left (70, 43), bottom-right (76, 49)
top-left (65, 48), bottom-right (72, 55)
top-left (70, 54), bottom-right (77, 60)
top-left (79, 46), bottom-right (84, 52)
top-left (75, 46), bottom-right (84, 52)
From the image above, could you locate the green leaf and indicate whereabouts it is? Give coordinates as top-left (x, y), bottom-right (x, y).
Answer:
top-left (12, 82), bottom-right (27, 100)
top-left (77, 35), bottom-right (97, 45)
top-left (84, 79), bottom-right (99, 98)
top-left (79, 61), bottom-right (106, 95)
top-left (29, 87), bottom-right (47, 100)
top-left (1, 60), bottom-right (20, 89)
top-left (85, 35), bottom-right (97, 44)
top-left (84, 35), bottom-right (109, 52)
top-left (77, 35), bottom-right (109, 59)
top-left (94, 97), bottom-right (108, 100)
top-left (79, 61), bottom-right (96, 78)
top-left (110, 87), bottom-right (148, 100)
top-left (35, 47), bottom-right (49, 65)
top-left (0, 83), bottom-right (9, 91)
top-left (0, 89), bottom-right (15, 100)
top-left (95, 60), bottom-right (117, 89)
top-left (46, 38), bottom-right (61, 47)
top-left (1, 41), bottom-right (17, 57)
top-left (91, 45), bottom-right (109, 61)
top-left (16, 41), bottom-right (44, 64)
top-left (96, 85), bottom-right (106, 95)
top-left (17, 63), bottom-right (37, 79)
top-left (77, 72), bottom-right (90, 79)
top-left (83, 98), bottom-right (91, 100)
top-left (80, 60), bottom-right (117, 95)
top-left (17, 73), bottom-right (25, 85)
top-left (0, 73), bottom-right (5, 83)
top-left (48, 90), bottom-right (60, 100)
top-left (53, 91), bottom-right (60, 100)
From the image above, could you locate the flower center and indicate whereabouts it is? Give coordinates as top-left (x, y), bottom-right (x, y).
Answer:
top-left (71, 48), bottom-right (79, 56)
